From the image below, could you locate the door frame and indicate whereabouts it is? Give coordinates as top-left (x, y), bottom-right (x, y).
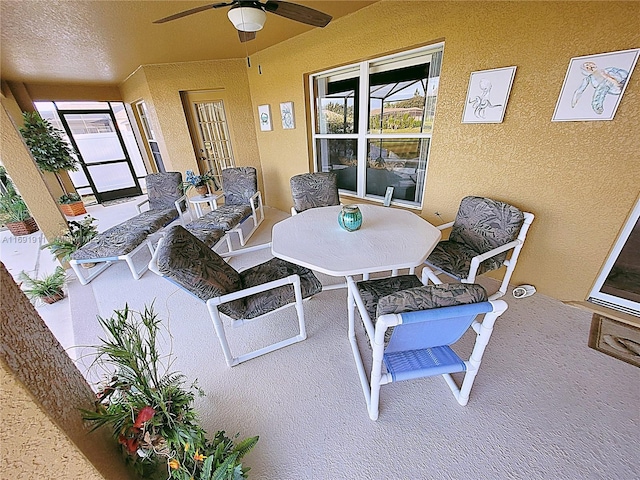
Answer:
top-left (57, 107), bottom-right (142, 203)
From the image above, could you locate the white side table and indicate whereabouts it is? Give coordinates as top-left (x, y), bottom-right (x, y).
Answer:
top-left (189, 193), bottom-right (222, 218)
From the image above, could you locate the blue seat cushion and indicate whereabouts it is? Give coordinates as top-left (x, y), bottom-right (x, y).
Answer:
top-left (188, 204), bottom-right (252, 231)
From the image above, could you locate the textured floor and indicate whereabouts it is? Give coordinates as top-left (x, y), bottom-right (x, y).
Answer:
top-left (3, 203), bottom-right (639, 480)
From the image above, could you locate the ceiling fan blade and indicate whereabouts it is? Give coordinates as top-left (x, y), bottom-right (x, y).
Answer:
top-left (264, 1), bottom-right (332, 27)
top-left (153, 2), bottom-right (234, 24)
top-left (238, 30), bottom-right (257, 42)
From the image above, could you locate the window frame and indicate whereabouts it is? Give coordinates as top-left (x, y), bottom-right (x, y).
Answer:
top-left (309, 42), bottom-right (444, 208)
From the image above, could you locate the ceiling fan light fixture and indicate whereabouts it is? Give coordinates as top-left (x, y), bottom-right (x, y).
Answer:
top-left (227, 6), bottom-right (266, 32)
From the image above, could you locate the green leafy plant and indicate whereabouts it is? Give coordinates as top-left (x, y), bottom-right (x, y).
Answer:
top-left (82, 304), bottom-right (258, 479)
top-left (19, 266), bottom-right (66, 304)
top-left (0, 191), bottom-right (32, 223)
top-left (41, 216), bottom-right (98, 262)
top-left (58, 192), bottom-right (82, 204)
top-left (19, 112), bottom-right (78, 173)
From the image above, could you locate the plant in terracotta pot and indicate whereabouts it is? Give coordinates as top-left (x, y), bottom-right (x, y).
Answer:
top-left (19, 111), bottom-right (84, 213)
top-left (0, 190), bottom-right (39, 236)
top-left (183, 170), bottom-right (215, 197)
top-left (41, 215), bottom-right (98, 263)
top-left (19, 266), bottom-right (66, 305)
top-left (58, 192), bottom-right (87, 216)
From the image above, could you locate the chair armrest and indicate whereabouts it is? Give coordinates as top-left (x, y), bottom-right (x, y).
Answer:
top-left (174, 195), bottom-right (189, 225)
top-left (210, 192), bottom-right (224, 210)
top-left (249, 190), bottom-right (265, 224)
top-left (136, 198), bottom-right (150, 213)
top-left (468, 239), bottom-right (523, 280)
top-left (436, 220), bottom-right (454, 231)
top-left (207, 274), bottom-right (300, 306)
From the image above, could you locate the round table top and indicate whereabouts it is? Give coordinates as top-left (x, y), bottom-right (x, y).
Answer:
top-left (189, 193), bottom-right (219, 204)
top-left (271, 204), bottom-right (441, 277)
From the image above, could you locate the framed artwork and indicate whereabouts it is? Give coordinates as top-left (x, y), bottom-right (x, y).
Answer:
top-left (462, 66), bottom-right (517, 123)
top-left (258, 104), bottom-right (272, 131)
top-left (280, 102), bottom-right (295, 129)
top-left (552, 48), bottom-right (639, 122)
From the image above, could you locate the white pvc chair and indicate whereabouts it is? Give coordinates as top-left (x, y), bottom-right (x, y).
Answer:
top-left (347, 274), bottom-right (508, 420)
top-left (423, 196), bottom-right (534, 300)
top-left (149, 225), bottom-right (322, 366)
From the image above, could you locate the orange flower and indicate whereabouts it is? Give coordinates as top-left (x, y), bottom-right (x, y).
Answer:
top-left (193, 450), bottom-right (206, 462)
top-left (168, 459), bottom-right (180, 470)
top-left (184, 442), bottom-right (190, 452)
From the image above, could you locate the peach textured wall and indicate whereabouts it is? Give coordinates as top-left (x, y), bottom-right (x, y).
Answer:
top-left (120, 60), bottom-right (263, 193)
top-left (0, 263), bottom-right (135, 479)
top-left (0, 362), bottom-right (106, 480)
top-left (244, 0), bottom-right (640, 301)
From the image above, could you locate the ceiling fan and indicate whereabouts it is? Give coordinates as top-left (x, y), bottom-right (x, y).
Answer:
top-left (153, 1), bottom-right (332, 43)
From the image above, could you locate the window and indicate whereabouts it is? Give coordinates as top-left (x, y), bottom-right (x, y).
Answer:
top-left (310, 44), bottom-right (443, 207)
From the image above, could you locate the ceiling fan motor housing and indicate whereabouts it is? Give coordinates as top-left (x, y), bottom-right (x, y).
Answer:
top-left (227, 5), bottom-right (267, 32)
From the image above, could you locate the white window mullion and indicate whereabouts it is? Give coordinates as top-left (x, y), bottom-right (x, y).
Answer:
top-left (356, 61), bottom-right (370, 197)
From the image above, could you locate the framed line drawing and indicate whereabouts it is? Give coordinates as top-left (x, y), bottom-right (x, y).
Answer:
top-left (462, 66), bottom-right (517, 124)
top-left (280, 102), bottom-right (295, 129)
top-left (552, 48), bottom-right (639, 122)
top-left (258, 104), bottom-right (272, 131)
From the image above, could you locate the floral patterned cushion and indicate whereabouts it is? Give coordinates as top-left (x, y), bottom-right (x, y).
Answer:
top-left (156, 225), bottom-right (246, 318)
top-left (222, 167), bottom-right (257, 207)
top-left (146, 172), bottom-right (183, 211)
top-left (185, 225), bottom-right (226, 248)
top-left (71, 208), bottom-right (177, 260)
top-left (426, 240), bottom-right (503, 279)
top-left (239, 258), bottom-right (322, 319)
top-left (187, 204), bottom-right (252, 231)
top-left (356, 275), bottom-right (424, 320)
top-left (290, 172), bottom-right (340, 212)
top-left (447, 196), bottom-right (524, 266)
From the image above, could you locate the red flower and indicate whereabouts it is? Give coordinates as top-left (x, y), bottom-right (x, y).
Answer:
top-left (125, 438), bottom-right (139, 454)
top-left (133, 406), bottom-right (156, 428)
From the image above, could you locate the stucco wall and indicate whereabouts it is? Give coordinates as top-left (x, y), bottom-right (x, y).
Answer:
top-left (244, 0), bottom-right (640, 301)
top-left (0, 263), bottom-right (136, 480)
top-left (120, 60), bottom-right (263, 193)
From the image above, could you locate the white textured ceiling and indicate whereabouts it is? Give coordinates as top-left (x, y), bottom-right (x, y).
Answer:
top-left (0, 0), bottom-right (376, 85)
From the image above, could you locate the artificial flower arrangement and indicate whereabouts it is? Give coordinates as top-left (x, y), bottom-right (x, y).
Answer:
top-left (182, 170), bottom-right (215, 193)
top-left (82, 304), bottom-right (258, 480)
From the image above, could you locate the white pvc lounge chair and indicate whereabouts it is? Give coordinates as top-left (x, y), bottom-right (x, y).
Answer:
top-left (149, 225), bottom-right (322, 366)
top-left (422, 196), bottom-right (534, 300)
top-left (347, 274), bottom-right (508, 420)
top-left (69, 172), bottom-right (185, 285)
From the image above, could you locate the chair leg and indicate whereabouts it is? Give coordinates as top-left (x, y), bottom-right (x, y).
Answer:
top-left (206, 276), bottom-right (308, 367)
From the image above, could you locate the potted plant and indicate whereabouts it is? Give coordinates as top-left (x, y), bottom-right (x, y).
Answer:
top-left (19, 112), bottom-right (84, 213)
top-left (183, 170), bottom-right (215, 197)
top-left (82, 304), bottom-right (258, 479)
top-left (0, 190), bottom-right (39, 236)
top-left (58, 192), bottom-right (87, 216)
top-left (41, 215), bottom-right (98, 263)
top-left (18, 266), bottom-right (66, 304)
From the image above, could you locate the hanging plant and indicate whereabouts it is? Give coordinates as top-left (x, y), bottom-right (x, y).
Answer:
top-left (19, 112), bottom-right (78, 173)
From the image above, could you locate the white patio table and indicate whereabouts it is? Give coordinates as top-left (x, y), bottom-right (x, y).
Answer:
top-left (271, 204), bottom-right (441, 279)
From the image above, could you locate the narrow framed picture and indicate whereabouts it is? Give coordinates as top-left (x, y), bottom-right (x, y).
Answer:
top-left (280, 101), bottom-right (295, 129)
top-left (462, 66), bottom-right (517, 124)
top-left (383, 186), bottom-right (394, 207)
top-left (258, 104), bottom-right (272, 131)
top-left (552, 48), bottom-right (639, 122)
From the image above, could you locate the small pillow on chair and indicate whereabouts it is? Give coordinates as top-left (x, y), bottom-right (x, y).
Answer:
top-left (157, 225), bottom-right (246, 318)
top-left (376, 283), bottom-right (488, 318)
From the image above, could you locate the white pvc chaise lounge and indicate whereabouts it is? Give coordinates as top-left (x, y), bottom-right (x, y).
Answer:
top-left (69, 172), bottom-right (185, 285)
